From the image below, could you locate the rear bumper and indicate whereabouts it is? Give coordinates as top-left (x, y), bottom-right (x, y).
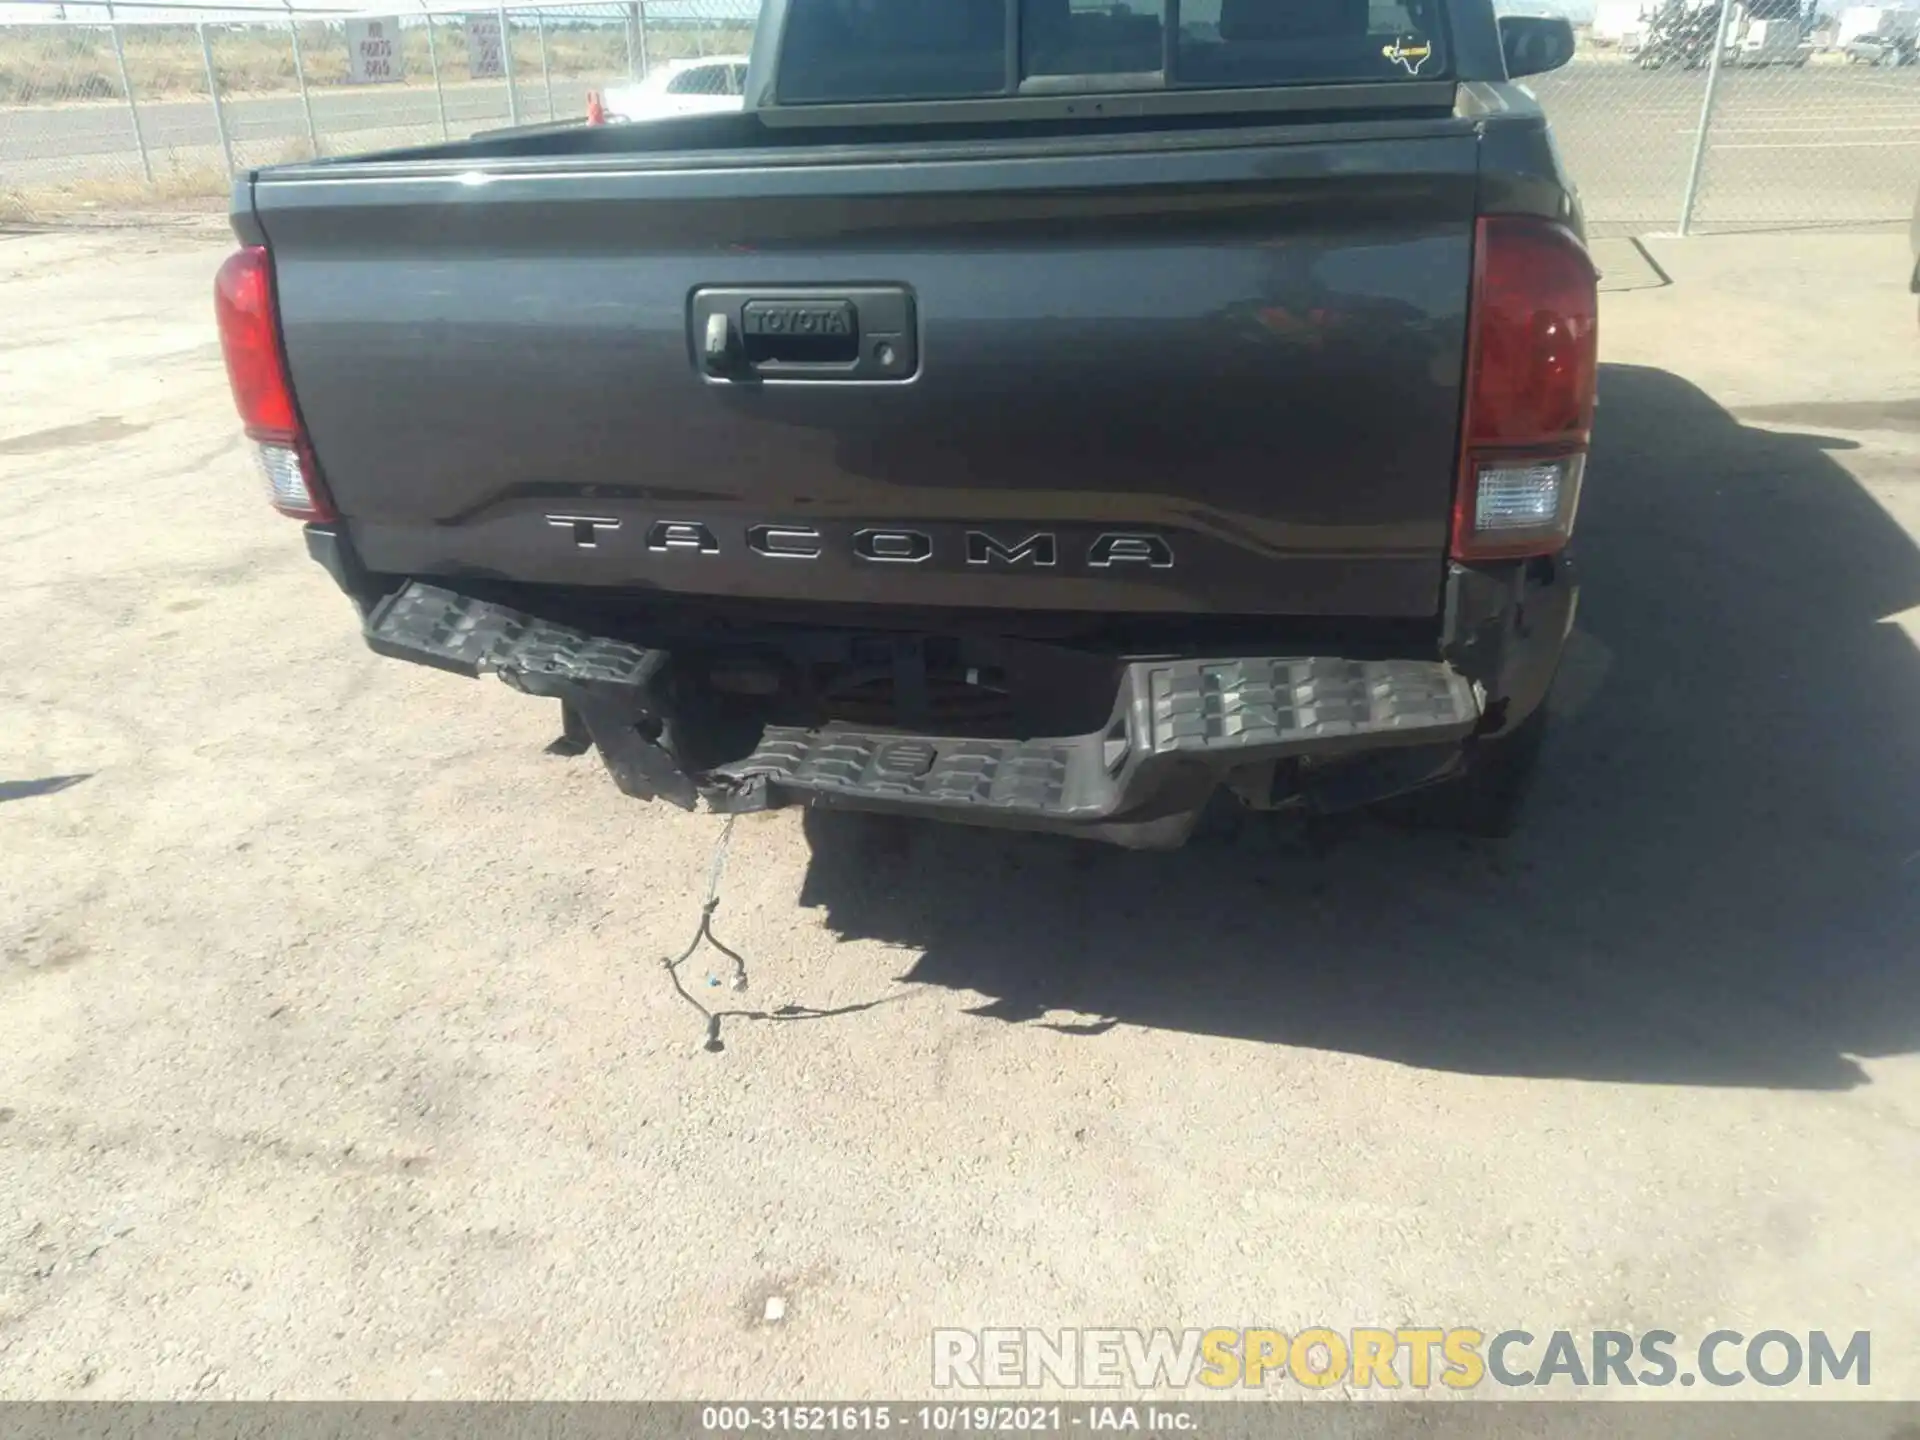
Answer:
top-left (714, 657), bottom-right (1481, 847)
top-left (361, 579), bottom-right (1507, 848)
top-left (314, 521), bottom-right (1575, 848)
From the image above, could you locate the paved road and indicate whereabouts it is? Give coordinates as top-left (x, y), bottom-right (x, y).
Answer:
top-left (1, 224), bottom-right (1919, 1399)
top-left (4, 58), bottom-right (1919, 230)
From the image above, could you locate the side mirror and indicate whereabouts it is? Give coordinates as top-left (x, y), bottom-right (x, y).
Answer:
top-left (1499, 14), bottom-right (1577, 78)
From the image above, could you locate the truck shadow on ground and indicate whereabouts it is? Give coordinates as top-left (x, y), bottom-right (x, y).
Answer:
top-left (795, 363), bottom-right (1920, 1090)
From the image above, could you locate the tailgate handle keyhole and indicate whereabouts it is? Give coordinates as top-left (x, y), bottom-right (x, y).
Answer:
top-left (740, 298), bottom-right (860, 371)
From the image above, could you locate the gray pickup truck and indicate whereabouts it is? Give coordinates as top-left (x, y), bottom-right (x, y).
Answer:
top-left (215, 0), bottom-right (1593, 849)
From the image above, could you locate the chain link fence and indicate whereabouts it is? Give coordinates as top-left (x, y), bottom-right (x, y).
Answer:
top-left (0, 0), bottom-right (753, 218)
top-left (1533, 3), bottom-right (1920, 234)
top-left (2, 0), bottom-right (1917, 234)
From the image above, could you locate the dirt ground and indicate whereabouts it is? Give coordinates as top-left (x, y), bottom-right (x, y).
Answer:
top-left (1, 220), bottom-right (1918, 1401)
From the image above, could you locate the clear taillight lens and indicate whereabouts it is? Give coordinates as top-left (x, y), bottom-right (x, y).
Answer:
top-left (1462, 454), bottom-right (1586, 557)
top-left (254, 439), bottom-right (327, 521)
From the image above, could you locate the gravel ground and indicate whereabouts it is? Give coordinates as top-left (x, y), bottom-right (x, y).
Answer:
top-left (1, 223), bottom-right (1918, 1401)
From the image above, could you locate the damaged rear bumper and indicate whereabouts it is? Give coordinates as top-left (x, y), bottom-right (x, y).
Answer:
top-left (364, 580), bottom-right (1490, 849)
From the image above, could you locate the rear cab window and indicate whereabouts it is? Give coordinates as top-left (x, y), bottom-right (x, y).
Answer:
top-left (774, 0), bottom-right (1450, 105)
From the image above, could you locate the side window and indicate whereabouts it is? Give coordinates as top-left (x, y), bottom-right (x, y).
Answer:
top-left (1176, 0), bottom-right (1449, 84)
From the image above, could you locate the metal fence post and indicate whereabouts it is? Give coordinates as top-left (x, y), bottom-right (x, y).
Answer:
top-left (1677, 0), bottom-right (1733, 237)
top-left (624, 2), bottom-right (638, 79)
top-left (499, 6), bottom-right (520, 125)
top-left (636, 2), bottom-right (651, 77)
top-left (198, 22), bottom-right (235, 177)
top-left (287, 18), bottom-right (320, 159)
top-left (424, 15), bottom-right (450, 141)
top-left (104, 6), bottom-right (152, 184)
top-left (536, 10), bottom-right (554, 120)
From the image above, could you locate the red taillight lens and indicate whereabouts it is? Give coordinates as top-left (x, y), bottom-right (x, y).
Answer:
top-left (1452, 216), bottom-right (1598, 561)
top-left (215, 246), bottom-right (297, 437)
top-left (214, 245), bottom-right (334, 522)
top-left (1464, 217), bottom-right (1598, 447)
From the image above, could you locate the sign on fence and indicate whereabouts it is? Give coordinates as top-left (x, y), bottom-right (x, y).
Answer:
top-left (345, 17), bottom-right (405, 84)
top-left (465, 14), bottom-right (506, 78)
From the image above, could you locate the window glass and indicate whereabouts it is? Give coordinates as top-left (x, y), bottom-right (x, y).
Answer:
top-left (1023, 0), bottom-right (1166, 78)
top-left (779, 0), bottom-right (1010, 103)
top-left (775, 0), bottom-right (1448, 105)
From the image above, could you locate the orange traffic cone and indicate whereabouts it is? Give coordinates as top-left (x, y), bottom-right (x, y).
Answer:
top-left (586, 90), bottom-right (607, 125)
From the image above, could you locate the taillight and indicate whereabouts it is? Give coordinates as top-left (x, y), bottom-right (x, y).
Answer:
top-left (1451, 216), bottom-right (1598, 562)
top-left (214, 245), bottom-right (334, 522)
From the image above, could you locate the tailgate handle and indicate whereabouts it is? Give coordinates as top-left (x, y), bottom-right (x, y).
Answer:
top-left (691, 287), bottom-right (917, 383)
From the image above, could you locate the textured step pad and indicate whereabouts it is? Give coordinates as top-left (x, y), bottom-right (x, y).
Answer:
top-left (730, 729), bottom-right (1081, 813)
top-left (365, 582), bottom-right (656, 685)
top-left (1143, 657), bottom-right (1477, 753)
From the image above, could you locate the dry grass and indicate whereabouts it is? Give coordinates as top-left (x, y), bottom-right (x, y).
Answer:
top-left (0, 20), bottom-right (752, 104)
top-left (0, 170), bottom-right (223, 225)
top-left (0, 139), bottom-right (314, 224)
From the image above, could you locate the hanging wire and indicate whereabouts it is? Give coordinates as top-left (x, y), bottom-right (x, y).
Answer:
top-left (662, 814), bottom-right (749, 1052)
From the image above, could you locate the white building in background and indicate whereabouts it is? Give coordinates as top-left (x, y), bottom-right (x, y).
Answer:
top-left (1834, 3), bottom-right (1920, 43)
top-left (1590, 0), bottom-right (1651, 43)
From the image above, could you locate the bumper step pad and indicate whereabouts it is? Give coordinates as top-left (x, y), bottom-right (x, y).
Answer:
top-left (720, 731), bottom-right (1082, 814)
top-left (1145, 658), bottom-right (1478, 754)
top-left (717, 658), bottom-right (1480, 822)
top-left (367, 582), bottom-right (689, 808)
top-left (365, 582), bottom-right (657, 686)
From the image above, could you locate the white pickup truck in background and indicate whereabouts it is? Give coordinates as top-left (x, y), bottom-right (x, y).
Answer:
top-left (599, 56), bottom-right (750, 122)
top-left (1844, 8), bottom-right (1918, 63)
